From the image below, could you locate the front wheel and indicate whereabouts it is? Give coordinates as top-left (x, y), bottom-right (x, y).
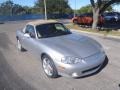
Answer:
top-left (42, 55), bottom-right (58, 78)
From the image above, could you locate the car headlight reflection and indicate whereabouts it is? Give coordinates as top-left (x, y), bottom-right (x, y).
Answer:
top-left (61, 56), bottom-right (84, 64)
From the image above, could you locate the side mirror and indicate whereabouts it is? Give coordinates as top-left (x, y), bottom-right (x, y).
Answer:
top-left (24, 33), bottom-right (30, 38)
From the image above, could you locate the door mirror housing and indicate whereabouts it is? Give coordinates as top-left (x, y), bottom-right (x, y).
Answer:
top-left (24, 33), bottom-right (30, 38)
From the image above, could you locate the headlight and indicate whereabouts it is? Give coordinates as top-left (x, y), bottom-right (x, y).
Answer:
top-left (61, 56), bottom-right (84, 64)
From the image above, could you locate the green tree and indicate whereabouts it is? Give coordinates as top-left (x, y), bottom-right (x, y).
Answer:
top-left (34, 0), bottom-right (73, 14)
top-left (0, 0), bottom-right (26, 15)
top-left (78, 4), bottom-right (113, 14)
top-left (0, 0), bottom-right (13, 15)
top-left (12, 4), bottom-right (25, 15)
top-left (90, 0), bottom-right (120, 30)
top-left (78, 5), bottom-right (92, 14)
top-left (22, 6), bottom-right (32, 14)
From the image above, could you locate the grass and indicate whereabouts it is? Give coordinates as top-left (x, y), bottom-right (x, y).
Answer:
top-left (66, 23), bottom-right (120, 36)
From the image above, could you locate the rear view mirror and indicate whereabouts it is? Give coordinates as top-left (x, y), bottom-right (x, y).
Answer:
top-left (24, 33), bottom-right (30, 38)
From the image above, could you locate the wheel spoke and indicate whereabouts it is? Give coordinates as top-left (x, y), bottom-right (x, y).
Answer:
top-left (47, 65), bottom-right (53, 75)
top-left (43, 58), bottom-right (53, 76)
top-left (17, 40), bottom-right (21, 50)
top-left (43, 58), bottom-right (47, 69)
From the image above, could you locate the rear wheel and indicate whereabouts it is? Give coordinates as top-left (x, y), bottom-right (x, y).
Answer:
top-left (42, 55), bottom-right (58, 78)
top-left (73, 20), bottom-right (78, 24)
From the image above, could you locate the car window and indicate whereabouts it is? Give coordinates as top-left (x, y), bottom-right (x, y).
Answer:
top-left (55, 24), bottom-right (65, 31)
top-left (25, 25), bottom-right (36, 38)
top-left (36, 23), bottom-right (71, 38)
top-left (105, 13), bottom-right (115, 16)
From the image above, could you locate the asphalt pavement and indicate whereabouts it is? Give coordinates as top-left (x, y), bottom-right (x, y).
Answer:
top-left (0, 21), bottom-right (120, 90)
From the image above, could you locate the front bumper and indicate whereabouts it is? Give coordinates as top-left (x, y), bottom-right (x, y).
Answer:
top-left (55, 52), bottom-right (106, 78)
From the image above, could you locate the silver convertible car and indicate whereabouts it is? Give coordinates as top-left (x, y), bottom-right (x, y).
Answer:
top-left (16, 20), bottom-right (106, 78)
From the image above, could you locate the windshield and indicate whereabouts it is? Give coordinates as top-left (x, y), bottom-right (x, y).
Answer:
top-left (36, 23), bottom-right (71, 38)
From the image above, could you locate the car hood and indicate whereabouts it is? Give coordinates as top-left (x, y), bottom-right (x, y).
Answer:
top-left (39, 33), bottom-right (101, 58)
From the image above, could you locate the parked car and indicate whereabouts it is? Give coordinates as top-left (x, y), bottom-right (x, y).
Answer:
top-left (16, 20), bottom-right (106, 78)
top-left (72, 13), bottom-right (104, 26)
top-left (103, 12), bottom-right (120, 23)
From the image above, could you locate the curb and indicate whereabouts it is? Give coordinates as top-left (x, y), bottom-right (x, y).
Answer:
top-left (71, 29), bottom-right (120, 40)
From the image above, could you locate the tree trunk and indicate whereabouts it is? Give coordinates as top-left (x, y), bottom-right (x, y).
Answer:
top-left (92, 8), bottom-right (99, 30)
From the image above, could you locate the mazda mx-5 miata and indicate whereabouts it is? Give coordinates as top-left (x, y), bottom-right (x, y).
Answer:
top-left (16, 20), bottom-right (106, 78)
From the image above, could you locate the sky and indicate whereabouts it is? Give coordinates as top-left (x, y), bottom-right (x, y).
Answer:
top-left (0, 0), bottom-right (90, 8)
top-left (0, 0), bottom-right (120, 12)
top-left (69, 0), bottom-right (90, 9)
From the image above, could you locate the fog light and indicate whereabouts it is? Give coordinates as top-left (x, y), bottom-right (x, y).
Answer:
top-left (72, 72), bottom-right (78, 77)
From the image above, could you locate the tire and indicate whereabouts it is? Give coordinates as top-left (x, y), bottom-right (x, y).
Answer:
top-left (42, 55), bottom-right (58, 78)
top-left (73, 20), bottom-right (78, 24)
top-left (17, 39), bottom-right (25, 51)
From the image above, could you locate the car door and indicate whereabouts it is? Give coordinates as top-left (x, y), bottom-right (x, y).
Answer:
top-left (23, 25), bottom-right (37, 52)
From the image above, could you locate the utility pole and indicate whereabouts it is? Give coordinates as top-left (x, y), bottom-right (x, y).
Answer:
top-left (74, 0), bottom-right (76, 17)
top-left (10, 4), bottom-right (13, 16)
top-left (44, 0), bottom-right (47, 20)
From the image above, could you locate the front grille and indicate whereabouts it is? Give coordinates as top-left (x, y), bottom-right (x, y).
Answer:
top-left (82, 65), bottom-right (100, 74)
